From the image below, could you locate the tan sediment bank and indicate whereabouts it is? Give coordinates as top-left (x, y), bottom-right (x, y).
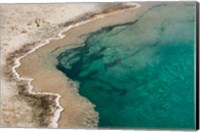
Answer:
top-left (1, 3), bottom-right (102, 127)
top-left (7, 3), bottom-right (159, 128)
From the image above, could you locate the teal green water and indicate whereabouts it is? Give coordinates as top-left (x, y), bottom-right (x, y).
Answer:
top-left (56, 2), bottom-right (196, 129)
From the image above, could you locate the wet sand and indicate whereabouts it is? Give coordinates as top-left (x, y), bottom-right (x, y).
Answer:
top-left (1, 3), bottom-right (101, 127)
top-left (15, 3), bottom-right (158, 128)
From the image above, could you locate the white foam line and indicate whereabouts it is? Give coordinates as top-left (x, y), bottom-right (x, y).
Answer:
top-left (11, 3), bottom-right (140, 128)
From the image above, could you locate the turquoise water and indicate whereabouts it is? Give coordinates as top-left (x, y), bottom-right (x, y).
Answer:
top-left (56, 2), bottom-right (196, 129)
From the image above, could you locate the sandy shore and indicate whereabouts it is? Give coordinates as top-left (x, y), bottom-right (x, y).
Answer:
top-left (1, 3), bottom-right (101, 127)
top-left (1, 2), bottom-right (160, 128)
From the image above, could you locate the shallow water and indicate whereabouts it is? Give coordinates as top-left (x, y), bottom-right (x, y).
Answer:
top-left (56, 2), bottom-right (196, 129)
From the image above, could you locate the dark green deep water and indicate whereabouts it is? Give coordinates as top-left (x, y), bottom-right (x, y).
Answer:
top-left (56, 3), bottom-right (196, 129)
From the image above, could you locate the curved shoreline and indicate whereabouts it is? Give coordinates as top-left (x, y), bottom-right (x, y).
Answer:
top-left (11, 3), bottom-right (141, 128)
